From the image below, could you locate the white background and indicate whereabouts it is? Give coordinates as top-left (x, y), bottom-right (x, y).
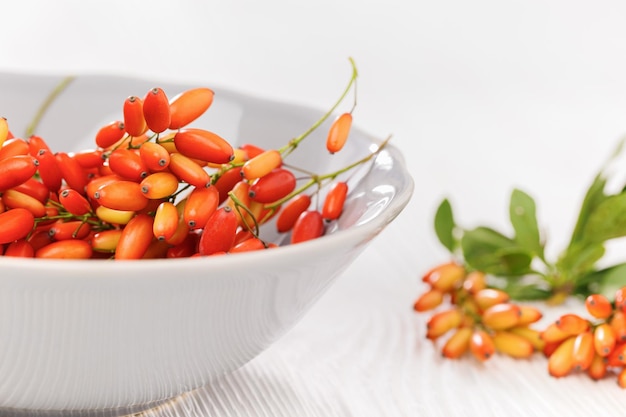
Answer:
top-left (3, 1), bottom-right (626, 415)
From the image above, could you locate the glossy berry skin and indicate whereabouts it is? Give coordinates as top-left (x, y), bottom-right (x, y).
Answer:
top-left (585, 294), bottom-right (613, 319)
top-left (93, 181), bottom-right (149, 211)
top-left (108, 148), bottom-right (149, 182)
top-left (168, 87), bottom-right (214, 129)
top-left (139, 141), bottom-right (170, 172)
top-left (322, 181), bottom-right (348, 221)
top-left (198, 207), bottom-right (238, 255)
top-left (153, 202), bottom-right (179, 242)
top-left (326, 112), bottom-right (352, 154)
top-left (143, 87), bottom-right (171, 134)
top-left (95, 121), bottom-right (126, 149)
top-left (0, 208), bottom-right (35, 244)
top-left (35, 240), bottom-right (93, 259)
top-left (242, 149), bottom-right (281, 180)
top-left (174, 128), bottom-right (234, 164)
top-left (183, 186), bottom-right (219, 230)
top-left (115, 214), bottom-right (154, 260)
top-left (168, 153), bottom-right (211, 188)
top-left (123, 96), bottom-right (148, 137)
top-left (248, 168), bottom-right (296, 204)
top-left (0, 155), bottom-right (38, 191)
top-left (291, 210), bottom-right (324, 244)
top-left (276, 194), bottom-right (311, 233)
top-left (2, 189), bottom-right (46, 217)
top-left (470, 330), bottom-right (496, 362)
top-left (59, 188), bottom-right (92, 216)
top-left (140, 172), bottom-right (179, 200)
top-left (56, 152), bottom-right (89, 194)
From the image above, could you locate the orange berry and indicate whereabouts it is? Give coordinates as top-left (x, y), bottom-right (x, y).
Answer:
top-left (0, 138), bottom-right (29, 161)
top-left (588, 353), bottom-right (608, 380)
top-left (168, 153), bottom-right (211, 188)
top-left (470, 329), bottom-right (496, 362)
top-left (34, 148), bottom-right (63, 191)
top-left (426, 308), bottom-right (462, 340)
top-left (242, 149), bottom-right (282, 180)
top-left (547, 336), bottom-right (576, 378)
top-left (326, 112), bottom-right (352, 154)
top-left (413, 288), bottom-right (445, 312)
top-left (198, 206), bottom-right (238, 255)
top-left (442, 327), bottom-right (472, 359)
top-left (115, 213), bottom-right (154, 260)
top-left (143, 87), bottom-right (171, 134)
top-left (35, 239), bottom-right (93, 259)
top-left (585, 293), bottom-right (613, 319)
top-left (0, 208), bottom-right (35, 244)
top-left (594, 323), bottom-right (617, 357)
top-left (4, 239), bottom-right (34, 257)
top-left (248, 168), bottom-right (297, 204)
top-left (123, 96), bottom-right (148, 137)
top-left (322, 181), bottom-right (348, 221)
top-left (0, 155), bottom-right (38, 191)
top-left (59, 188), bottom-right (92, 216)
top-left (462, 271), bottom-right (487, 294)
top-left (168, 87), bottom-right (214, 129)
top-left (95, 120), bottom-right (126, 149)
top-left (571, 331), bottom-right (595, 371)
top-left (481, 303), bottom-right (522, 330)
top-left (140, 172), bottom-right (179, 200)
top-left (291, 210), bottom-right (324, 244)
top-left (214, 166), bottom-right (243, 204)
top-left (139, 141), bottom-right (170, 172)
top-left (516, 306), bottom-right (543, 326)
top-left (540, 323), bottom-right (571, 344)
top-left (183, 186), bottom-right (219, 230)
top-left (607, 343), bottom-right (626, 367)
top-left (492, 331), bottom-right (535, 359)
top-left (48, 221), bottom-right (91, 241)
top-left (174, 128), bottom-right (234, 164)
top-left (424, 262), bottom-right (465, 293)
top-left (56, 152), bottom-right (89, 194)
top-left (91, 229), bottom-right (123, 253)
top-left (610, 311), bottom-right (626, 342)
top-left (108, 148), bottom-right (149, 182)
top-left (509, 326), bottom-right (545, 351)
top-left (153, 201), bottom-right (179, 242)
top-left (230, 237), bottom-right (267, 253)
top-left (2, 189), bottom-right (46, 217)
top-left (93, 180), bottom-right (149, 212)
top-left (473, 288), bottom-right (510, 311)
top-left (276, 194), bottom-right (311, 233)
top-left (555, 313), bottom-right (590, 336)
top-left (95, 206), bottom-right (135, 225)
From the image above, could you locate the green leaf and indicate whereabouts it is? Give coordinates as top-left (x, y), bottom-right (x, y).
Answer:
top-left (509, 189), bottom-right (543, 257)
top-left (460, 227), bottom-right (533, 276)
top-left (568, 173), bottom-right (607, 247)
top-left (582, 192), bottom-right (626, 243)
top-left (502, 284), bottom-right (552, 301)
top-left (434, 199), bottom-right (456, 252)
top-left (584, 263), bottom-right (626, 299)
top-left (557, 242), bottom-right (605, 280)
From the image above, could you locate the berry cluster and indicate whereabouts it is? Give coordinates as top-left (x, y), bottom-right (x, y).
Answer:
top-left (415, 262), bottom-right (544, 361)
top-left (541, 289), bottom-right (626, 386)
top-left (0, 61), bottom-right (378, 259)
top-left (414, 261), bottom-right (626, 388)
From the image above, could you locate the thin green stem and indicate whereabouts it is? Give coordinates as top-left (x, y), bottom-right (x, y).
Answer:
top-left (25, 76), bottom-right (76, 137)
top-left (266, 135), bottom-right (391, 209)
top-left (278, 57), bottom-right (358, 158)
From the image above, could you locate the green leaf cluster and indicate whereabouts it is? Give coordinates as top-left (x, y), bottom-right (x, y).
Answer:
top-left (433, 142), bottom-right (626, 301)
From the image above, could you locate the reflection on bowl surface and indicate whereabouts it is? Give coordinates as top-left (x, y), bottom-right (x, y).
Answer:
top-left (0, 73), bottom-right (413, 415)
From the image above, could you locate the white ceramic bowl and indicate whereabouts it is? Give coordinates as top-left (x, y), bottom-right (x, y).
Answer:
top-left (0, 73), bottom-right (413, 415)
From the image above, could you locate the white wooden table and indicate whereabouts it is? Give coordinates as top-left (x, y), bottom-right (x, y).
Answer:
top-left (2, 1), bottom-right (626, 415)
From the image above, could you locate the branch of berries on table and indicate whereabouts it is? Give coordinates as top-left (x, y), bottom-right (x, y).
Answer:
top-left (414, 141), bottom-right (626, 388)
